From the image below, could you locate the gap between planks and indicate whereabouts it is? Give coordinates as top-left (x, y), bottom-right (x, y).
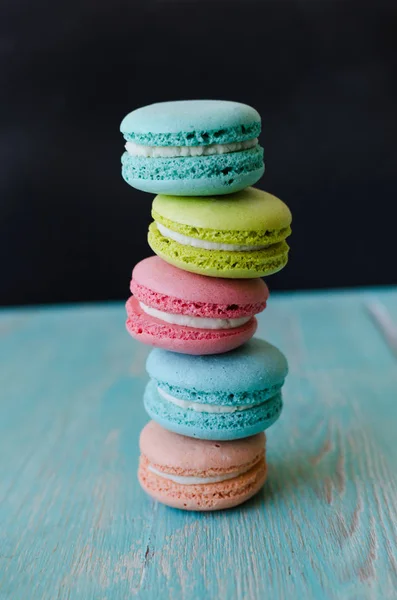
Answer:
top-left (364, 300), bottom-right (397, 360)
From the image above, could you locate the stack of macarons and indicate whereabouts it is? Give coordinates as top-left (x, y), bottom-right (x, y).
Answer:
top-left (120, 100), bottom-right (292, 511)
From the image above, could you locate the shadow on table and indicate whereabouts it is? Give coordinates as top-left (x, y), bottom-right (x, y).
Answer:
top-left (229, 452), bottom-right (339, 514)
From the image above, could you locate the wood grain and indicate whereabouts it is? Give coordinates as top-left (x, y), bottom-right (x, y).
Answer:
top-left (0, 290), bottom-right (396, 599)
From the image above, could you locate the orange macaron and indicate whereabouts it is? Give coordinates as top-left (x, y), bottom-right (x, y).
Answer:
top-left (138, 421), bottom-right (267, 511)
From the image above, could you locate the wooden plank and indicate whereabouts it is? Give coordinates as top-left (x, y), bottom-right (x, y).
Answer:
top-left (0, 306), bottom-right (152, 598)
top-left (0, 290), bottom-right (396, 599)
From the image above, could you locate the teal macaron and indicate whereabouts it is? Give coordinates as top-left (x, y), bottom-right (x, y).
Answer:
top-left (143, 338), bottom-right (288, 440)
top-left (120, 100), bottom-right (265, 196)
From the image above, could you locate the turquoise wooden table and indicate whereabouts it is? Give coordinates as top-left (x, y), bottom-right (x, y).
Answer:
top-left (1, 288), bottom-right (397, 600)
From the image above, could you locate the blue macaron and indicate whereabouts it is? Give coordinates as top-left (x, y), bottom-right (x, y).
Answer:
top-left (144, 338), bottom-right (288, 440)
top-left (120, 100), bottom-right (265, 196)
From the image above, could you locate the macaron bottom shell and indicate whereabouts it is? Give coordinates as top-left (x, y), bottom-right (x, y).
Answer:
top-left (144, 380), bottom-right (283, 440)
top-left (125, 297), bottom-right (258, 355)
top-left (138, 455), bottom-right (267, 511)
top-left (148, 222), bottom-right (289, 278)
top-left (121, 170), bottom-right (264, 197)
top-left (121, 148), bottom-right (264, 196)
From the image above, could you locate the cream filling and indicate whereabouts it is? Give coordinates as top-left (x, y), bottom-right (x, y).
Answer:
top-left (125, 138), bottom-right (258, 158)
top-left (148, 464), bottom-right (251, 485)
top-left (156, 222), bottom-right (266, 252)
top-left (139, 302), bottom-right (250, 330)
top-left (158, 387), bottom-right (255, 414)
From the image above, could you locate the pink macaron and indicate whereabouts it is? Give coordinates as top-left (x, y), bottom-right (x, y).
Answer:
top-left (138, 421), bottom-right (267, 511)
top-left (126, 256), bottom-right (268, 355)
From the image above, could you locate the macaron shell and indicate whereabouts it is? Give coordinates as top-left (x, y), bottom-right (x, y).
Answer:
top-left (144, 380), bottom-right (283, 440)
top-left (120, 100), bottom-right (261, 145)
top-left (132, 281), bottom-right (267, 319)
top-left (152, 187), bottom-right (292, 233)
top-left (131, 256), bottom-right (269, 318)
top-left (138, 456), bottom-right (267, 511)
top-left (148, 222), bottom-right (289, 278)
top-left (121, 155), bottom-right (264, 196)
top-left (140, 421), bottom-right (266, 474)
top-left (126, 297), bottom-right (257, 355)
top-left (146, 338), bottom-right (288, 395)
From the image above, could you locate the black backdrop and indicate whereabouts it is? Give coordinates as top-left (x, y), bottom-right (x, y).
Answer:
top-left (1, 0), bottom-right (396, 306)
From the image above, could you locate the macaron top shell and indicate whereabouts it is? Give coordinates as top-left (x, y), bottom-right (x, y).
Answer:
top-left (140, 421), bottom-right (265, 475)
top-left (152, 187), bottom-right (292, 234)
top-left (120, 100), bottom-right (261, 145)
top-left (146, 338), bottom-right (288, 394)
top-left (131, 256), bottom-right (268, 317)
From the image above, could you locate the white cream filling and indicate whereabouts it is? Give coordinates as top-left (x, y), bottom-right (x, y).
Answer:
top-left (158, 387), bottom-right (254, 414)
top-left (156, 222), bottom-right (266, 252)
top-left (125, 138), bottom-right (258, 158)
top-left (139, 302), bottom-right (250, 330)
top-left (148, 464), bottom-right (250, 485)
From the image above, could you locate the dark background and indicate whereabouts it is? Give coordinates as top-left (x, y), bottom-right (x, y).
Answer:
top-left (1, 0), bottom-right (396, 306)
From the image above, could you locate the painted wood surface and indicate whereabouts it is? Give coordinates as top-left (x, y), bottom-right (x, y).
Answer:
top-left (0, 288), bottom-right (396, 600)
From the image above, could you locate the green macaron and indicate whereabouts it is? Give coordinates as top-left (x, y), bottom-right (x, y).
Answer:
top-left (148, 187), bottom-right (292, 278)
